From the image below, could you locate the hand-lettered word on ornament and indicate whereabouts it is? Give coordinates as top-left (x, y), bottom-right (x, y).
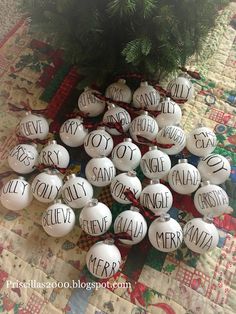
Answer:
top-left (32, 179), bottom-right (61, 200)
top-left (87, 253), bottom-right (121, 278)
top-left (1, 180), bottom-right (28, 195)
top-left (42, 207), bottom-right (73, 226)
top-left (81, 216), bottom-right (110, 235)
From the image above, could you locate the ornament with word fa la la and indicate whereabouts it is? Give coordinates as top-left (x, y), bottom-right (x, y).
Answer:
top-left (85, 156), bottom-right (116, 187)
top-left (39, 140), bottom-right (70, 168)
top-left (0, 176), bottom-right (33, 211)
top-left (155, 97), bottom-right (182, 129)
top-left (78, 87), bottom-right (106, 117)
top-left (132, 81), bottom-right (160, 111)
top-left (61, 174), bottom-right (93, 208)
top-left (111, 138), bottom-right (141, 171)
top-left (168, 159), bottom-right (201, 194)
top-left (102, 103), bottom-right (131, 135)
top-left (86, 239), bottom-right (121, 279)
top-left (140, 179), bottom-right (173, 215)
top-left (31, 169), bottom-right (63, 203)
top-left (148, 214), bottom-right (183, 252)
top-left (167, 75), bottom-right (194, 102)
top-left (156, 125), bottom-right (186, 155)
top-left (129, 111), bottom-right (159, 144)
top-left (105, 78), bottom-right (132, 103)
top-left (114, 206), bottom-right (147, 245)
top-left (19, 111), bottom-right (49, 140)
top-left (59, 116), bottom-right (88, 147)
top-left (186, 125), bottom-right (217, 157)
top-left (79, 199), bottom-right (112, 236)
top-left (197, 154), bottom-right (231, 185)
top-left (84, 127), bottom-right (114, 158)
top-left (140, 146), bottom-right (171, 179)
top-left (183, 216), bottom-right (219, 254)
top-left (42, 199), bottom-right (75, 237)
top-left (194, 181), bottom-right (229, 217)
top-left (8, 143), bottom-right (38, 174)
top-left (110, 170), bottom-right (142, 204)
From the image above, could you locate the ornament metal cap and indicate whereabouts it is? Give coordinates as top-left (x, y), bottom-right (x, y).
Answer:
top-left (130, 206), bottom-right (140, 212)
top-left (30, 143), bottom-right (38, 148)
top-left (178, 159), bottom-right (188, 164)
top-left (18, 176), bottom-right (25, 181)
top-left (140, 110), bottom-right (149, 116)
top-left (104, 238), bottom-right (115, 245)
top-left (203, 216), bottom-right (214, 224)
top-left (66, 174), bottom-right (76, 181)
top-left (84, 86), bottom-right (91, 91)
top-left (25, 111), bottom-right (31, 116)
top-left (150, 179), bottom-right (160, 185)
top-left (118, 78), bottom-right (126, 84)
top-left (149, 145), bottom-right (158, 151)
top-left (140, 81), bottom-right (148, 87)
top-left (97, 126), bottom-right (106, 131)
top-left (124, 138), bottom-right (132, 142)
top-left (159, 213), bottom-right (170, 222)
top-left (127, 170), bottom-right (136, 177)
top-left (54, 199), bottom-right (62, 204)
top-left (88, 199), bottom-right (98, 207)
top-left (47, 140), bottom-right (57, 145)
top-left (201, 181), bottom-right (211, 187)
top-left (107, 103), bottom-right (116, 109)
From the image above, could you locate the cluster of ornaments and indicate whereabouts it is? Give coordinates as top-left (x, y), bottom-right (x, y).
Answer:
top-left (0, 76), bottom-right (232, 280)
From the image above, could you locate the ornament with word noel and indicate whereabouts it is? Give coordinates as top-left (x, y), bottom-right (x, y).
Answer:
top-left (19, 111), bottom-right (49, 140)
top-left (132, 81), bottom-right (160, 111)
top-left (155, 97), bottom-right (182, 129)
top-left (39, 140), bottom-right (70, 168)
top-left (105, 79), bottom-right (132, 103)
top-left (156, 125), bottom-right (186, 155)
top-left (102, 104), bottom-right (131, 135)
top-left (167, 76), bottom-right (194, 102)
top-left (78, 87), bottom-right (106, 117)
top-left (59, 116), bottom-right (88, 147)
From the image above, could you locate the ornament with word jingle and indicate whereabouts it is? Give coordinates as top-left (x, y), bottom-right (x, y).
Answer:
top-left (183, 217), bottom-right (219, 254)
top-left (140, 146), bottom-right (171, 179)
top-left (132, 81), bottom-right (160, 111)
top-left (155, 98), bottom-right (182, 129)
top-left (114, 206), bottom-right (147, 245)
top-left (0, 176), bottom-right (33, 211)
top-left (167, 76), bottom-right (194, 102)
top-left (85, 156), bottom-right (116, 187)
top-left (148, 214), bottom-right (183, 252)
top-left (8, 143), bottom-right (38, 174)
top-left (197, 154), bottom-right (231, 185)
top-left (105, 79), bottom-right (132, 103)
top-left (84, 127), bottom-right (113, 158)
top-left (39, 140), bottom-right (70, 168)
top-left (186, 125), bottom-right (217, 157)
top-left (129, 111), bottom-right (159, 144)
top-left (156, 125), bottom-right (186, 155)
top-left (86, 239), bottom-right (121, 279)
top-left (78, 87), bottom-right (106, 117)
top-left (168, 159), bottom-right (201, 194)
top-left (59, 116), bottom-right (88, 147)
top-left (102, 104), bottom-right (131, 135)
top-left (42, 199), bottom-right (75, 237)
top-left (110, 171), bottom-right (142, 204)
top-left (194, 181), bottom-right (229, 217)
top-left (111, 138), bottom-right (141, 171)
top-left (19, 111), bottom-right (49, 140)
top-left (140, 179), bottom-right (173, 215)
top-left (79, 199), bottom-right (112, 236)
top-left (31, 169), bottom-right (63, 203)
top-left (61, 174), bottom-right (93, 208)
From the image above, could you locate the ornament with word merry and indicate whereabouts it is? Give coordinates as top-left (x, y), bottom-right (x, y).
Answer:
top-left (42, 200), bottom-right (75, 237)
top-left (0, 176), bottom-right (33, 211)
top-left (59, 116), bottom-right (88, 147)
top-left (39, 140), bottom-right (70, 168)
top-left (78, 87), bottom-right (106, 117)
top-left (102, 104), bottom-right (131, 135)
top-left (183, 217), bottom-right (219, 254)
top-left (155, 97), bottom-right (182, 129)
top-left (105, 79), bottom-right (132, 103)
top-left (148, 214), bottom-right (183, 252)
top-left (156, 125), bottom-right (186, 155)
top-left (19, 112), bottom-right (49, 140)
top-left (167, 76), bottom-right (194, 102)
top-left (132, 81), bottom-right (160, 110)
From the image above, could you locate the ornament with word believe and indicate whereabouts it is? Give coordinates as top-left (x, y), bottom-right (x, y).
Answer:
top-left (78, 87), bottom-right (106, 117)
top-left (103, 104), bottom-right (131, 136)
top-left (148, 214), bottom-right (183, 252)
top-left (19, 112), bottom-right (49, 140)
top-left (59, 116), bottom-right (88, 147)
top-left (156, 125), bottom-right (186, 155)
top-left (79, 199), bottom-right (112, 236)
top-left (105, 79), bottom-right (132, 103)
top-left (8, 143), bottom-right (38, 174)
top-left (84, 127), bottom-right (113, 158)
top-left (132, 81), bottom-right (160, 111)
top-left (42, 199), bottom-right (75, 237)
top-left (0, 176), bottom-right (33, 211)
top-left (183, 217), bottom-right (219, 254)
top-left (155, 97), bottom-right (182, 129)
top-left (167, 76), bottom-right (194, 102)
top-left (39, 140), bottom-right (70, 168)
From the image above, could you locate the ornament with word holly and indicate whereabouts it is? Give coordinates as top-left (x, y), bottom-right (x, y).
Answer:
top-left (167, 76), bottom-right (194, 102)
top-left (155, 97), bottom-right (182, 129)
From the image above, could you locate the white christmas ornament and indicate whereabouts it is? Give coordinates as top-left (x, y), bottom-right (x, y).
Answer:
top-left (110, 171), bottom-right (142, 204)
top-left (167, 76), bottom-right (194, 102)
top-left (102, 104), bottom-right (131, 135)
top-left (59, 117), bottom-right (88, 147)
top-left (62, 174), bottom-right (93, 208)
top-left (155, 98), bottom-right (182, 129)
top-left (19, 112), bottom-right (49, 140)
top-left (132, 81), bottom-right (160, 110)
top-left (39, 140), bottom-right (70, 168)
top-left (148, 214), bottom-right (183, 252)
top-left (84, 127), bottom-right (113, 158)
top-left (0, 177), bottom-right (33, 211)
top-left (78, 87), bottom-right (106, 117)
top-left (86, 240), bottom-right (121, 279)
top-left (31, 170), bottom-right (63, 203)
top-left (168, 159), bottom-right (201, 194)
top-left (8, 143), bottom-right (38, 174)
top-left (114, 206), bottom-right (147, 245)
top-left (85, 156), bottom-right (116, 187)
top-left (111, 138), bottom-right (141, 171)
top-left (186, 126), bottom-right (217, 157)
top-left (79, 199), bottom-right (112, 236)
top-left (197, 154), bottom-right (231, 185)
top-left (156, 125), bottom-right (186, 155)
top-left (105, 79), bottom-right (132, 103)
top-left (42, 200), bottom-right (75, 237)
top-left (140, 146), bottom-right (171, 179)
top-left (183, 217), bottom-right (219, 254)
top-left (194, 181), bottom-right (229, 217)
